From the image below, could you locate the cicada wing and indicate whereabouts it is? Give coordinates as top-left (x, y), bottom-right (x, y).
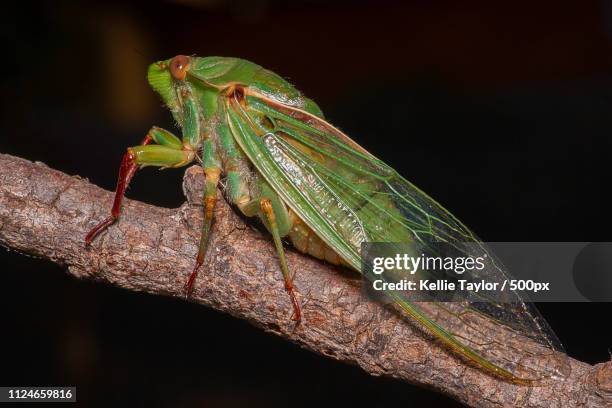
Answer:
top-left (225, 91), bottom-right (569, 381)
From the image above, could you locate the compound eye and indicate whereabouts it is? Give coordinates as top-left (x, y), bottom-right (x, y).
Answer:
top-left (169, 55), bottom-right (190, 80)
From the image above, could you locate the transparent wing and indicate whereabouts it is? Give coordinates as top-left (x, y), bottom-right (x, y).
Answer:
top-left (225, 91), bottom-right (569, 381)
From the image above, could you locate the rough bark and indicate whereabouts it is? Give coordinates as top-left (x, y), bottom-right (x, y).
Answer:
top-left (0, 153), bottom-right (609, 407)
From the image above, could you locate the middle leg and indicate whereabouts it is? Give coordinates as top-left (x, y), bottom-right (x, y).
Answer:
top-left (185, 137), bottom-right (222, 296)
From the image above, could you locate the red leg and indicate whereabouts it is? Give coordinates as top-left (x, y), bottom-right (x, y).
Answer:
top-left (85, 135), bottom-right (152, 245)
top-left (285, 280), bottom-right (302, 323)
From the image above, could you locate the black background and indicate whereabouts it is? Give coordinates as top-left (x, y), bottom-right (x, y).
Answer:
top-left (2, 1), bottom-right (611, 407)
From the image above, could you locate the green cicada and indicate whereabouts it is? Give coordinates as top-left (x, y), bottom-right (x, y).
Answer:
top-left (85, 55), bottom-right (566, 384)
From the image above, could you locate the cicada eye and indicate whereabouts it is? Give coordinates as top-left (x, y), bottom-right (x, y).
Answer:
top-left (169, 55), bottom-right (190, 80)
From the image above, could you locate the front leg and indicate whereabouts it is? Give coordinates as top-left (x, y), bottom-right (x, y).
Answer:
top-left (85, 127), bottom-right (194, 244)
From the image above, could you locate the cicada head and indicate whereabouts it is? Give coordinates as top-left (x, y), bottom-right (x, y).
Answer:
top-left (147, 57), bottom-right (182, 116)
top-left (148, 55), bottom-right (223, 127)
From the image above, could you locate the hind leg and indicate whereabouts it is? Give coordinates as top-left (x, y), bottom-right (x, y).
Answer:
top-left (237, 179), bottom-right (301, 323)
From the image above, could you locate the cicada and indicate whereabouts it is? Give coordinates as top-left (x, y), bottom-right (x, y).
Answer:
top-left (85, 55), bottom-right (567, 384)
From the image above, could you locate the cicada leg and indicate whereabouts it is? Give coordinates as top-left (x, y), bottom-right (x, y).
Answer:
top-left (260, 198), bottom-right (301, 323)
top-left (237, 180), bottom-right (302, 324)
top-left (84, 134), bottom-right (152, 244)
top-left (185, 137), bottom-right (223, 296)
top-left (184, 167), bottom-right (220, 296)
top-left (85, 127), bottom-right (194, 245)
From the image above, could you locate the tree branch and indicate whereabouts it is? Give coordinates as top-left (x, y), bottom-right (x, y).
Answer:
top-left (0, 153), bottom-right (609, 407)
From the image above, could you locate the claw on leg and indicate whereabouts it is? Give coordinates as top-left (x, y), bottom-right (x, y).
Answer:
top-left (286, 281), bottom-right (302, 323)
top-left (185, 258), bottom-right (203, 297)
